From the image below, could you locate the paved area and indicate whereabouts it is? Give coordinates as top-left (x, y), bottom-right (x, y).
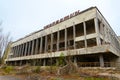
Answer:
top-left (0, 76), bottom-right (21, 80)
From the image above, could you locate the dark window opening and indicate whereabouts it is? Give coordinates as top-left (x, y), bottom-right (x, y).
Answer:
top-left (75, 23), bottom-right (84, 37)
top-left (86, 19), bottom-right (95, 34)
top-left (87, 38), bottom-right (97, 47)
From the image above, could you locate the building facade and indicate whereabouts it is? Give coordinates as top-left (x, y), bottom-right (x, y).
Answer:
top-left (6, 7), bottom-right (120, 67)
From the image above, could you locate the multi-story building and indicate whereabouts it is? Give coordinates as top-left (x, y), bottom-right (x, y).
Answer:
top-left (6, 7), bottom-right (120, 67)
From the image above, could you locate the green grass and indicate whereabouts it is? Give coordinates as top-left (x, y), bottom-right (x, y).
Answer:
top-left (4, 66), bottom-right (13, 73)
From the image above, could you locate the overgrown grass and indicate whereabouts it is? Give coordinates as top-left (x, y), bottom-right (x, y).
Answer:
top-left (3, 66), bottom-right (13, 73)
top-left (33, 66), bottom-right (41, 73)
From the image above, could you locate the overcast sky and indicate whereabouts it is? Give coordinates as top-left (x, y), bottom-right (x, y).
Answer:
top-left (0, 0), bottom-right (120, 41)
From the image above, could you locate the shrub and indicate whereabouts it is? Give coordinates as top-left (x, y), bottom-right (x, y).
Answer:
top-left (56, 53), bottom-right (65, 67)
top-left (4, 66), bottom-right (13, 73)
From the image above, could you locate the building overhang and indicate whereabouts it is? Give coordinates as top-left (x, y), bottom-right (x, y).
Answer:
top-left (5, 44), bottom-right (119, 62)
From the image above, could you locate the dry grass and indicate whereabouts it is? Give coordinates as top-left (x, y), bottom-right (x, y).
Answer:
top-left (0, 66), bottom-right (120, 80)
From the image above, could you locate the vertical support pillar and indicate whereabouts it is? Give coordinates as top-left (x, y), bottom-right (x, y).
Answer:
top-left (20, 45), bottom-right (23, 57)
top-left (43, 59), bottom-right (46, 66)
top-left (18, 45), bottom-right (21, 57)
top-left (23, 43), bottom-right (26, 56)
top-left (40, 37), bottom-right (43, 53)
top-left (15, 46), bottom-right (17, 57)
top-left (51, 32), bottom-right (53, 52)
top-left (21, 44), bottom-right (25, 56)
top-left (35, 39), bottom-right (39, 54)
top-left (44, 36), bottom-right (47, 53)
top-left (19, 45), bottom-right (21, 57)
top-left (27, 42), bottom-right (31, 56)
top-left (83, 21), bottom-right (87, 48)
top-left (33, 60), bottom-right (36, 66)
top-left (99, 54), bottom-right (104, 67)
top-left (57, 29), bottom-right (60, 51)
top-left (21, 43), bottom-right (24, 56)
top-left (94, 17), bottom-right (101, 46)
top-left (65, 27), bottom-right (67, 50)
top-left (73, 22), bottom-right (76, 49)
top-left (31, 40), bottom-right (35, 55)
top-left (16, 46), bottom-right (18, 57)
top-left (13, 47), bottom-right (15, 57)
top-left (17, 45), bottom-right (19, 57)
top-left (13, 47), bottom-right (16, 57)
top-left (24, 43), bottom-right (28, 56)
top-left (15, 61), bottom-right (17, 66)
top-left (20, 60), bottom-right (22, 66)
top-left (74, 56), bottom-right (77, 63)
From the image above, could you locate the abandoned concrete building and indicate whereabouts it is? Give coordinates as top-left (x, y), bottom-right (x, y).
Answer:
top-left (5, 7), bottom-right (120, 67)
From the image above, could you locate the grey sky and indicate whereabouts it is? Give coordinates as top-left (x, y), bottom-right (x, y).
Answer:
top-left (0, 0), bottom-right (120, 41)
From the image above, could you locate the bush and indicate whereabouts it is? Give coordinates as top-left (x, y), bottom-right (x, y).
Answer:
top-left (56, 53), bottom-right (65, 67)
top-left (4, 66), bottom-right (13, 73)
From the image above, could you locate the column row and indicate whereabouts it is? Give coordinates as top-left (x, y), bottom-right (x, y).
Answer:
top-left (12, 18), bottom-right (100, 58)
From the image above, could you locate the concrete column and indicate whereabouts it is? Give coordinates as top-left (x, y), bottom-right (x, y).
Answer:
top-left (44, 36), bottom-right (47, 53)
top-left (27, 42), bottom-right (31, 56)
top-left (15, 61), bottom-right (17, 66)
top-left (51, 32), bottom-right (53, 52)
top-left (18, 45), bottom-right (21, 57)
top-left (33, 60), bottom-right (36, 66)
top-left (57, 29), bottom-right (60, 51)
top-left (94, 18), bottom-right (101, 46)
top-left (43, 59), bottom-right (46, 66)
top-left (21, 44), bottom-right (23, 56)
top-left (16, 46), bottom-right (18, 57)
top-left (74, 57), bottom-right (77, 63)
top-left (17, 46), bottom-right (19, 57)
top-left (13, 47), bottom-right (16, 57)
top-left (19, 45), bottom-right (22, 57)
top-left (18, 46), bottom-right (20, 57)
top-left (83, 21), bottom-right (87, 48)
top-left (73, 22), bottom-right (76, 49)
top-left (100, 22), bottom-right (102, 34)
top-left (35, 39), bottom-right (39, 54)
top-left (31, 40), bottom-right (35, 55)
top-left (40, 37), bottom-right (43, 53)
top-left (14, 46), bottom-right (17, 57)
top-left (13, 47), bottom-right (15, 57)
top-left (24, 43), bottom-right (28, 56)
top-left (99, 54), bottom-right (104, 67)
top-left (22, 43), bottom-right (25, 56)
top-left (65, 27), bottom-right (67, 50)
top-left (20, 60), bottom-right (22, 66)
top-left (11, 47), bottom-right (13, 57)
top-left (15, 46), bottom-right (17, 57)
top-left (12, 47), bottom-right (14, 57)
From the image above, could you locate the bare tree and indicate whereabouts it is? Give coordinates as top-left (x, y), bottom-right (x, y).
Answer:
top-left (0, 22), bottom-right (11, 64)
